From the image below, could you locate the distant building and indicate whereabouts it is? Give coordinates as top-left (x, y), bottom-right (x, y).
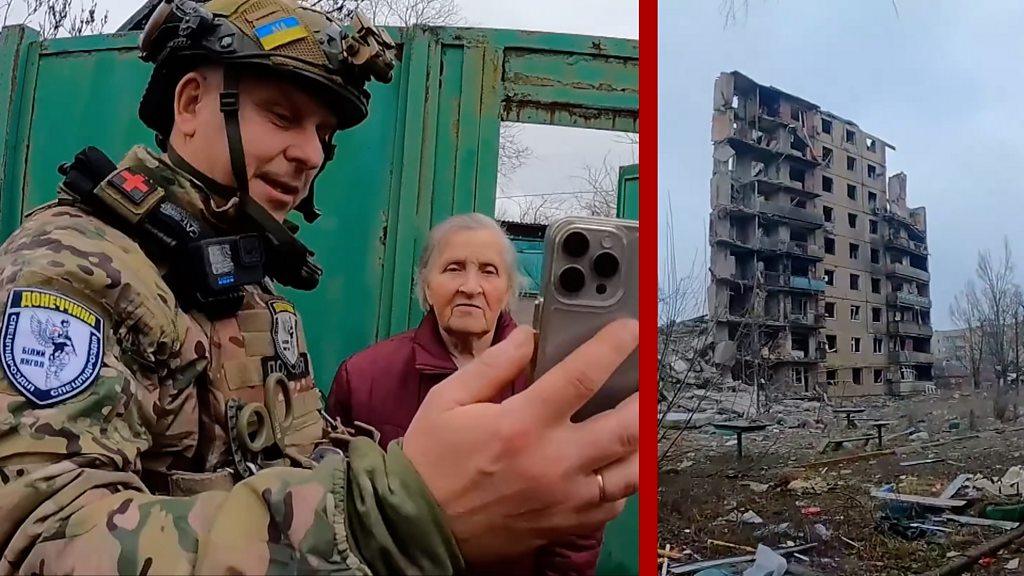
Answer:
top-left (708, 71), bottom-right (933, 397)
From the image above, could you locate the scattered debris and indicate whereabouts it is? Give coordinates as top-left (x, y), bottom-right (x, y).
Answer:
top-left (668, 544), bottom-right (817, 574)
top-left (741, 511), bottom-right (764, 524)
top-left (741, 545), bottom-right (786, 576)
top-left (740, 481), bottom-right (770, 493)
top-left (869, 491), bottom-right (966, 509)
top-left (900, 458), bottom-right (945, 466)
top-left (942, 514), bottom-right (1020, 531)
top-left (661, 388), bottom-right (1024, 575)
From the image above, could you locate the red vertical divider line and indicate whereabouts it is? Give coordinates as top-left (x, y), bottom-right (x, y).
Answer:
top-left (639, 0), bottom-right (658, 574)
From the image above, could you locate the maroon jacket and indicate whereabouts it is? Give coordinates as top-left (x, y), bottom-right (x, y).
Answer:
top-left (327, 309), bottom-right (604, 575)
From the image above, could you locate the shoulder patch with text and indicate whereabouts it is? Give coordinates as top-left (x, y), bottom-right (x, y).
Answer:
top-left (0, 288), bottom-right (104, 405)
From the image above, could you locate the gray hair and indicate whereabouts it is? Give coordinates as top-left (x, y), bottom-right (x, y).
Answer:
top-left (415, 213), bottom-right (523, 311)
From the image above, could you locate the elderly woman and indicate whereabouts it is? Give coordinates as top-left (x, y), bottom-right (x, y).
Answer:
top-left (327, 212), bottom-right (603, 575)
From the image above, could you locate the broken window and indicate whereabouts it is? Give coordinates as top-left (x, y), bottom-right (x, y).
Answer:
top-left (731, 94), bottom-right (740, 109)
top-left (850, 305), bottom-right (861, 321)
top-left (852, 367), bottom-right (862, 385)
top-left (822, 175), bottom-right (833, 193)
top-left (874, 368), bottom-right (884, 384)
top-left (868, 191), bottom-right (877, 207)
top-left (870, 248), bottom-right (880, 264)
top-left (866, 137), bottom-right (877, 152)
top-left (825, 269), bottom-right (835, 286)
top-left (821, 118), bottom-right (832, 135)
top-left (850, 273), bottom-right (860, 291)
top-left (821, 146), bottom-right (833, 167)
top-left (791, 106), bottom-right (801, 122)
top-left (873, 337), bottom-right (883, 354)
top-left (849, 242), bottom-right (859, 260)
top-left (825, 301), bottom-right (836, 319)
top-left (826, 335), bottom-right (837, 353)
top-left (791, 367), bottom-right (808, 389)
top-left (871, 277), bottom-right (882, 294)
top-left (851, 338), bottom-right (861, 354)
top-left (872, 307), bottom-right (882, 323)
top-left (823, 205), bottom-right (834, 222)
top-left (848, 213), bottom-right (858, 229)
top-left (847, 155), bottom-right (856, 171)
top-left (789, 165), bottom-right (806, 186)
top-left (824, 236), bottom-right (835, 255)
top-left (845, 128), bottom-right (856, 145)
top-left (847, 184), bottom-right (857, 201)
top-left (869, 219), bottom-right (879, 234)
top-left (867, 164), bottom-right (878, 179)
top-left (752, 161), bottom-right (765, 178)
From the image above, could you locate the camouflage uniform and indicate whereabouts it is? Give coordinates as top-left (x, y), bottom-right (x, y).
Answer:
top-left (0, 1), bottom-right (465, 574)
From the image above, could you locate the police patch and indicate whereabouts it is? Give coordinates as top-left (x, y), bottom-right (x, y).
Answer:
top-left (0, 288), bottom-right (104, 405)
top-left (268, 299), bottom-right (300, 371)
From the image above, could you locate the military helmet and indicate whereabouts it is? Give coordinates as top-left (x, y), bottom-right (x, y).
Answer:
top-left (137, 0), bottom-right (396, 222)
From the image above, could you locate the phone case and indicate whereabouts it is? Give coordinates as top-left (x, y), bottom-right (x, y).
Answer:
top-left (532, 215), bottom-right (639, 422)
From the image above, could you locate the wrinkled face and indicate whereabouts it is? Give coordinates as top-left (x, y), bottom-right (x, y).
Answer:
top-left (171, 66), bottom-right (338, 221)
top-left (425, 229), bottom-right (511, 339)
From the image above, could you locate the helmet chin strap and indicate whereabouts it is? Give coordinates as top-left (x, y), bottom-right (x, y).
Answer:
top-left (219, 66), bottom-right (250, 201)
top-left (218, 65), bottom-right (331, 225)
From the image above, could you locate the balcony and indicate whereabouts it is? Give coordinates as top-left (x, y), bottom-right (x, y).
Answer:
top-left (710, 229), bottom-right (755, 250)
top-left (885, 234), bottom-right (929, 256)
top-left (758, 202), bottom-right (825, 227)
top-left (885, 263), bottom-right (930, 282)
top-left (889, 350), bottom-right (935, 365)
top-left (889, 380), bottom-right (936, 397)
top-left (764, 272), bottom-right (827, 292)
top-left (725, 136), bottom-right (821, 167)
top-left (765, 347), bottom-right (827, 365)
top-left (757, 237), bottom-right (825, 260)
top-left (888, 321), bottom-right (934, 338)
top-left (789, 312), bottom-right (826, 328)
top-left (748, 176), bottom-right (821, 198)
top-left (881, 209), bottom-right (927, 238)
top-left (886, 292), bottom-right (932, 309)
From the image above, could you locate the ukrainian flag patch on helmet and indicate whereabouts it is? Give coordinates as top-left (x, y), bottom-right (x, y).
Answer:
top-left (254, 15), bottom-right (309, 50)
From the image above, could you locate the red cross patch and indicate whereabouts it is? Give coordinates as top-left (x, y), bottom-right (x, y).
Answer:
top-left (109, 168), bottom-right (155, 204)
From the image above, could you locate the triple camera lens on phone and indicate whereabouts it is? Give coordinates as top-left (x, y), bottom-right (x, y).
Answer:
top-left (558, 230), bottom-right (621, 295)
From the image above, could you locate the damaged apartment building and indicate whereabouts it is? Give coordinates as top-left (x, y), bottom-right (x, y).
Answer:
top-left (708, 71), bottom-right (933, 397)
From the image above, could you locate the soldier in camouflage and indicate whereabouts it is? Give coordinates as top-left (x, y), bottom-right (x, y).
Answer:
top-left (0, 0), bottom-right (640, 574)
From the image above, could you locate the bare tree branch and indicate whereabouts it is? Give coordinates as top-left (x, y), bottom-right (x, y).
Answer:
top-left (3, 0), bottom-right (107, 38)
top-left (498, 123), bottom-right (533, 179)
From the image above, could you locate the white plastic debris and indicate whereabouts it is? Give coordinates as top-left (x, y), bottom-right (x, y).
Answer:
top-left (742, 544), bottom-right (788, 576)
top-left (741, 510), bottom-right (764, 524)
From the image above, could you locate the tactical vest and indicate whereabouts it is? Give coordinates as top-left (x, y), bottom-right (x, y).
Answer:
top-left (56, 146), bottom-right (346, 496)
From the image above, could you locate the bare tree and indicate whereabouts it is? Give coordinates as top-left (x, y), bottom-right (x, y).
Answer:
top-left (498, 123), bottom-right (532, 179)
top-left (3, 0), bottom-right (107, 39)
top-left (352, 0), bottom-right (463, 26)
top-left (975, 238), bottom-right (1021, 417)
top-left (951, 281), bottom-right (986, 390)
top-left (572, 156), bottom-right (618, 218)
top-left (496, 193), bottom-right (567, 224)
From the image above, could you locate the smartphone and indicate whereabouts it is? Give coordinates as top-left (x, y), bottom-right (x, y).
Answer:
top-left (531, 215), bottom-right (639, 423)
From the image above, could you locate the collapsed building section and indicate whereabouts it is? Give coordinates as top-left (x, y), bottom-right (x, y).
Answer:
top-left (708, 71), bottom-right (932, 397)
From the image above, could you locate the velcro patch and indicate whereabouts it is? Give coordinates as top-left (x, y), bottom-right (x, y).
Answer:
top-left (109, 168), bottom-right (156, 204)
top-left (254, 15), bottom-right (310, 50)
top-left (0, 288), bottom-right (104, 405)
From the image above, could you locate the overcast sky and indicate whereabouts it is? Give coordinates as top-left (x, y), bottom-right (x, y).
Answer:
top-left (660, 1), bottom-right (1024, 330)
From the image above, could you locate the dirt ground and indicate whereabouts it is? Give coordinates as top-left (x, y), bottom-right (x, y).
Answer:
top-left (658, 389), bottom-right (1024, 575)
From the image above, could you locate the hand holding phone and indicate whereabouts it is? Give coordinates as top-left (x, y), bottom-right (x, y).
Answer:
top-left (532, 216), bottom-right (639, 422)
